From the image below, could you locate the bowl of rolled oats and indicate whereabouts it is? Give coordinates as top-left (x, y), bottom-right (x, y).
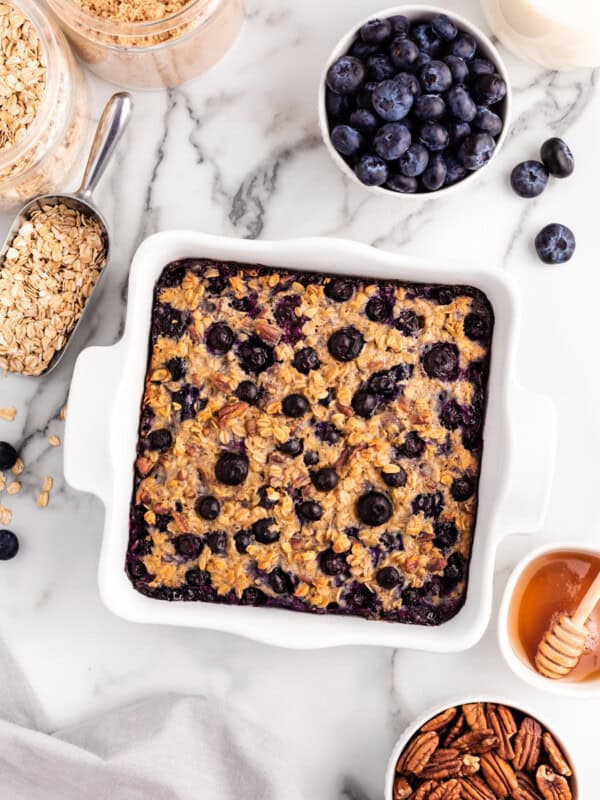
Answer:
top-left (386, 697), bottom-right (578, 800)
top-left (0, 0), bottom-right (88, 211)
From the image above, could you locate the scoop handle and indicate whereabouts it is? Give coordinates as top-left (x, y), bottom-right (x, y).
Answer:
top-left (572, 570), bottom-right (600, 628)
top-left (77, 92), bottom-right (133, 201)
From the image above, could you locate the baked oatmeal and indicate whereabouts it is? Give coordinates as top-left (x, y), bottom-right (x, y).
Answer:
top-left (127, 259), bottom-right (493, 625)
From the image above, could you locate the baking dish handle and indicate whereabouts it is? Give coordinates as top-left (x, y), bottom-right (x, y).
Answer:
top-left (499, 384), bottom-right (556, 535)
top-left (64, 344), bottom-right (119, 501)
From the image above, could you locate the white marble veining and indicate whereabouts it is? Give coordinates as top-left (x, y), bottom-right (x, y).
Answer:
top-left (1, 1), bottom-right (599, 797)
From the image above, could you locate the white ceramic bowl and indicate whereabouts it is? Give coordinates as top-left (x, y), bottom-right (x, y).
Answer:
top-left (385, 695), bottom-right (579, 799)
top-left (499, 541), bottom-right (600, 697)
top-left (64, 231), bottom-right (554, 650)
top-left (318, 5), bottom-right (513, 199)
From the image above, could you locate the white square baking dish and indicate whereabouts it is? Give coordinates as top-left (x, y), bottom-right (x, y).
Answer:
top-left (64, 232), bottom-right (555, 650)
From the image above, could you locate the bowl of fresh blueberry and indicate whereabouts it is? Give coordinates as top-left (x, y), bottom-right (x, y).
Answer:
top-left (319, 5), bottom-right (512, 197)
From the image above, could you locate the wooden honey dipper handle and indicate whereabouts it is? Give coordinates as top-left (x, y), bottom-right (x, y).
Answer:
top-left (572, 570), bottom-right (600, 628)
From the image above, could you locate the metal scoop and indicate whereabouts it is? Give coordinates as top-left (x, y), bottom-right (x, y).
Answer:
top-left (0, 91), bottom-right (133, 376)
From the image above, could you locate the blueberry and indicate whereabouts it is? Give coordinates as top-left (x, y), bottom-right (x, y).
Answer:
top-left (433, 520), bottom-right (458, 551)
top-left (206, 531), bottom-right (227, 555)
top-left (153, 304), bottom-right (190, 339)
top-left (355, 154), bottom-right (388, 187)
top-left (419, 60), bottom-right (452, 93)
top-left (472, 73), bottom-right (507, 105)
top-left (366, 54), bottom-right (395, 82)
top-left (444, 55), bottom-right (469, 83)
top-left (215, 451), bottom-right (249, 485)
top-left (374, 124), bottom-right (412, 162)
top-left (449, 33), bottom-right (477, 60)
top-left (372, 81), bottom-right (414, 122)
top-left (328, 326), bottom-right (364, 362)
top-left (236, 380), bottom-right (259, 404)
top-left (540, 137), bottom-right (574, 178)
top-left (206, 322), bottom-right (235, 354)
top-left (470, 57), bottom-right (495, 77)
top-left (0, 442), bottom-right (18, 470)
top-left (414, 94), bottom-right (446, 122)
top-left (395, 72), bottom-right (421, 97)
top-left (395, 308), bottom-right (421, 336)
top-left (458, 133), bottom-right (495, 170)
top-left (304, 450), bottom-right (319, 467)
top-left (399, 143), bottom-right (429, 177)
top-left (315, 422), bottom-right (342, 444)
top-left (241, 586), bottom-right (267, 606)
top-left (368, 369), bottom-right (397, 397)
top-left (451, 475), bottom-right (474, 501)
top-left (186, 567), bottom-right (211, 586)
top-left (510, 161), bottom-right (548, 198)
top-left (292, 346), bottom-right (320, 375)
top-left (431, 14), bottom-right (457, 41)
top-left (326, 89), bottom-right (350, 119)
top-left (331, 125), bottom-right (363, 157)
top-left (440, 399), bottom-right (463, 430)
top-left (357, 491), bottom-right (393, 526)
top-left (535, 224), bottom-right (576, 265)
top-left (269, 567), bottom-right (294, 595)
top-left (154, 513), bottom-right (172, 532)
top-left (129, 560), bottom-right (149, 581)
top-left (389, 37), bottom-right (420, 71)
top-left (350, 38), bottom-right (379, 60)
top-left (325, 278), bottom-right (354, 302)
top-left (443, 552), bottom-right (465, 588)
top-left (148, 428), bottom-right (172, 451)
top-left (366, 295), bottom-right (393, 321)
top-left (376, 566), bottom-right (403, 589)
top-left (319, 547), bottom-right (346, 575)
top-left (355, 85), bottom-right (376, 110)
top-left (381, 467), bottom-right (407, 488)
top-left (0, 529), bottom-right (18, 560)
top-left (206, 275), bottom-right (227, 295)
top-left (419, 122), bottom-right (449, 152)
top-left (278, 437), bottom-right (304, 457)
top-left (326, 55), bottom-right (366, 95)
top-left (344, 583), bottom-right (376, 612)
top-left (423, 343), bottom-right (459, 381)
top-left (174, 534), bottom-right (204, 559)
top-left (473, 106), bottom-right (503, 136)
top-left (386, 174), bottom-right (418, 194)
top-left (234, 530), bottom-right (252, 553)
top-left (298, 500), bottom-right (323, 522)
top-left (349, 109), bottom-right (379, 135)
top-left (464, 312), bottom-right (491, 341)
top-left (282, 394), bottom-right (309, 418)
top-left (352, 389), bottom-right (377, 418)
top-left (390, 14), bottom-right (410, 35)
top-left (391, 363), bottom-right (414, 381)
top-left (421, 154), bottom-right (447, 191)
top-left (412, 491), bottom-right (444, 518)
top-left (252, 518), bottom-right (280, 544)
top-left (312, 467), bottom-right (339, 492)
top-left (195, 495), bottom-right (220, 520)
top-left (448, 121), bottom-right (471, 145)
top-left (238, 335), bottom-right (274, 374)
top-left (443, 154), bottom-right (467, 185)
top-left (445, 84), bottom-right (477, 122)
top-left (411, 23), bottom-right (441, 57)
top-left (318, 389), bottom-right (336, 407)
top-left (360, 17), bottom-right (392, 45)
top-left (398, 431), bottom-right (426, 459)
top-left (165, 357), bottom-right (186, 381)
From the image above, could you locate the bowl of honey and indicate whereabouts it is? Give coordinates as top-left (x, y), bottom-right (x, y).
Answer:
top-left (499, 543), bottom-right (600, 696)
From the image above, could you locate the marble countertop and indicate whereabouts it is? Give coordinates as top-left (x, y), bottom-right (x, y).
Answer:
top-left (1, 0), bottom-right (599, 797)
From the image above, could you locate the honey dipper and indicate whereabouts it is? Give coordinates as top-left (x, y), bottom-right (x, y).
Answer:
top-left (535, 569), bottom-right (600, 679)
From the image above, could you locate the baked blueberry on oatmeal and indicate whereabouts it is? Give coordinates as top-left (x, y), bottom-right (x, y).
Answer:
top-left (127, 260), bottom-right (493, 625)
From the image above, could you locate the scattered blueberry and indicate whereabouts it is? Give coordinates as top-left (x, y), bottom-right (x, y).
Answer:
top-left (449, 33), bottom-right (476, 60)
top-left (282, 393), bottom-right (309, 418)
top-left (422, 343), bottom-right (459, 381)
top-left (148, 428), bottom-right (172, 452)
top-left (315, 422), bottom-right (342, 444)
top-left (472, 73), bottom-right (507, 105)
top-left (328, 326), bottom-right (364, 362)
top-left (0, 529), bottom-right (18, 560)
top-left (206, 531), bottom-right (227, 555)
top-left (540, 137), bottom-right (574, 178)
top-left (186, 567), bottom-right (211, 586)
top-left (298, 500), bottom-right (323, 521)
top-left (440, 399), bottom-right (463, 430)
top-left (433, 520), bottom-right (458, 551)
top-left (398, 431), bottom-right (426, 459)
top-left (355, 154), bottom-right (388, 186)
top-left (252, 518), bottom-right (280, 544)
top-left (421, 154), bottom-right (447, 191)
top-left (352, 389), bottom-right (377, 418)
top-left (458, 132), bottom-right (495, 170)
top-left (473, 106), bottom-right (503, 136)
top-left (360, 17), bottom-right (392, 45)
top-left (376, 566), bottom-right (403, 590)
top-left (319, 548), bottom-right (347, 575)
top-left (399, 143), bottom-right (429, 177)
top-left (304, 450), bottom-right (319, 467)
top-left (443, 552), bottom-right (465, 588)
top-left (510, 160), bottom-right (548, 198)
top-left (366, 295), bottom-right (393, 322)
top-left (414, 94), bottom-right (446, 122)
top-left (234, 530), bottom-right (252, 554)
top-left (165, 357), bottom-right (186, 381)
top-left (236, 380), bottom-right (259, 404)
top-left (464, 312), bottom-right (491, 341)
top-left (241, 586), bottom-right (267, 606)
top-left (420, 60), bottom-right (452, 93)
top-left (412, 491), bottom-right (444, 518)
top-left (419, 122), bottom-right (449, 152)
top-left (381, 467), bottom-right (407, 488)
top-left (331, 125), bottom-right (363, 157)
top-left (215, 452), bottom-right (249, 485)
top-left (349, 109), bottom-right (379, 135)
top-left (431, 14), bottom-right (457, 41)
top-left (327, 55), bottom-right (366, 95)
top-left (325, 278), bottom-right (354, 302)
top-left (238, 335), bottom-right (274, 374)
top-left (357, 491), bottom-right (393, 526)
top-left (535, 223), bottom-right (576, 265)
top-left (386, 174), bottom-right (418, 194)
top-left (292, 347), bottom-right (320, 375)
top-left (278, 437), bottom-right (304, 457)
top-left (451, 475), bottom-right (475, 501)
top-left (206, 322), bottom-right (235, 354)
top-left (312, 467), bottom-right (339, 492)
top-left (268, 568), bottom-right (294, 594)
top-left (395, 308), bottom-right (421, 335)
top-left (195, 495), bottom-right (220, 520)
top-left (389, 37), bottom-right (420, 71)
top-left (444, 55), bottom-right (468, 83)
top-left (174, 534), bottom-right (204, 559)
top-left (0, 442), bottom-right (18, 471)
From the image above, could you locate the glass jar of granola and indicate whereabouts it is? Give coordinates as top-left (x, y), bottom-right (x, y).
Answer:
top-left (0, 0), bottom-right (88, 211)
top-left (41, 0), bottom-right (243, 90)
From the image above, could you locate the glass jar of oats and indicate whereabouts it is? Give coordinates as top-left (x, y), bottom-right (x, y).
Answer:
top-left (0, 0), bottom-right (88, 211)
top-left (41, 0), bottom-right (243, 89)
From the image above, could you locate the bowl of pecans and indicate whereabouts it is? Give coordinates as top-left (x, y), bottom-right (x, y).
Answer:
top-left (386, 698), bottom-right (577, 799)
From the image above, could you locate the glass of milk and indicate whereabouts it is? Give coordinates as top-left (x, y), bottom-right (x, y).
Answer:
top-left (482, 0), bottom-right (600, 69)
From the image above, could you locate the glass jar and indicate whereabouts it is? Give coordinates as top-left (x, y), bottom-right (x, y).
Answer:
top-left (42, 0), bottom-right (244, 90)
top-left (0, 0), bottom-right (88, 211)
top-left (481, 0), bottom-right (600, 70)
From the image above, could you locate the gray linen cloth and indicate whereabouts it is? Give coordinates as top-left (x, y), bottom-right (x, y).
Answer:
top-left (0, 637), bottom-right (302, 800)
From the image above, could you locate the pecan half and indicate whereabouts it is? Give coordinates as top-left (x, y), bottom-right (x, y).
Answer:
top-left (459, 775), bottom-right (495, 800)
top-left (210, 373), bottom-right (232, 393)
top-left (413, 781), bottom-right (440, 800)
top-left (397, 732), bottom-right (439, 775)
top-left (422, 708), bottom-right (458, 733)
top-left (460, 755), bottom-right (480, 777)
top-left (217, 401), bottom-right (248, 426)
top-left (254, 319), bottom-right (281, 344)
top-left (393, 775), bottom-right (412, 800)
top-left (487, 704), bottom-right (517, 760)
top-left (480, 752), bottom-right (518, 797)
top-left (135, 456), bottom-right (154, 477)
top-left (420, 749), bottom-right (463, 781)
top-left (454, 729), bottom-right (498, 755)
top-left (515, 771), bottom-right (543, 800)
top-left (444, 713), bottom-right (466, 747)
top-left (513, 717), bottom-right (542, 772)
top-left (463, 704), bottom-right (487, 731)
top-left (536, 765), bottom-right (572, 800)
top-left (542, 733), bottom-right (572, 777)
top-left (430, 779), bottom-right (461, 800)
